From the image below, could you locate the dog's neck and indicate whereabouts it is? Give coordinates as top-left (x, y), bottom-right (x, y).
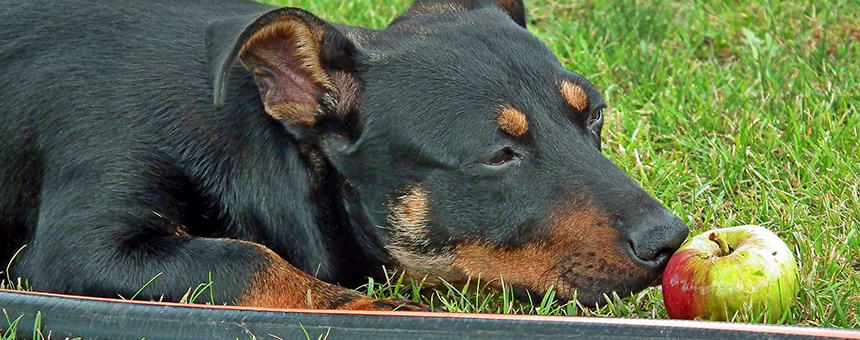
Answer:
top-left (299, 143), bottom-right (394, 286)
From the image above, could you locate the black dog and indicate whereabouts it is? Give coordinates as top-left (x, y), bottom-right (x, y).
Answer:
top-left (0, 0), bottom-right (688, 310)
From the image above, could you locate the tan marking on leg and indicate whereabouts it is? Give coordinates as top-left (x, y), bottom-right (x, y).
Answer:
top-left (226, 241), bottom-right (426, 311)
top-left (233, 241), bottom-right (345, 309)
top-left (495, 105), bottom-right (529, 137)
top-left (560, 80), bottom-right (589, 111)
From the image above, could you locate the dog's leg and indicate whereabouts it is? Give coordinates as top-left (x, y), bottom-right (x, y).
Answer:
top-left (11, 157), bottom-right (421, 311)
top-left (231, 240), bottom-right (421, 310)
top-left (20, 236), bottom-right (420, 310)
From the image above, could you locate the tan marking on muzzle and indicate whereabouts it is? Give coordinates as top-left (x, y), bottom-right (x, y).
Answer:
top-left (560, 80), bottom-right (589, 111)
top-left (453, 205), bottom-right (647, 300)
top-left (495, 105), bottom-right (529, 137)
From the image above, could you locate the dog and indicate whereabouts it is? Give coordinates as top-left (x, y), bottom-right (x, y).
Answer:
top-left (0, 0), bottom-right (688, 310)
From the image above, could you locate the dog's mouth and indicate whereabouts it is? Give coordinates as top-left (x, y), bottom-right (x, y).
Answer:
top-left (387, 243), bottom-right (664, 307)
top-left (413, 261), bottom-right (660, 308)
top-left (560, 271), bottom-right (659, 306)
top-left (492, 274), bottom-right (656, 307)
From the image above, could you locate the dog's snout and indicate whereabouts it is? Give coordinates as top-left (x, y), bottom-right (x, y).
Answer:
top-left (624, 209), bottom-right (688, 268)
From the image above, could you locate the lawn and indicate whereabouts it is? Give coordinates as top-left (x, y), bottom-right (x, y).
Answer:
top-left (2, 0), bottom-right (857, 335)
top-left (257, 0), bottom-right (859, 328)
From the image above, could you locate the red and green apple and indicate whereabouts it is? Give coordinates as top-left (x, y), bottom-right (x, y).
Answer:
top-left (661, 225), bottom-right (799, 322)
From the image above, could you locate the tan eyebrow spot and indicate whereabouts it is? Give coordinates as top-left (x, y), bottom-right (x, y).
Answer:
top-left (495, 105), bottom-right (529, 137)
top-left (560, 80), bottom-right (588, 111)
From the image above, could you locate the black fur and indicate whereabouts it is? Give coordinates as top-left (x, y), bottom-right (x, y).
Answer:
top-left (0, 0), bottom-right (378, 302)
top-left (0, 0), bottom-right (688, 306)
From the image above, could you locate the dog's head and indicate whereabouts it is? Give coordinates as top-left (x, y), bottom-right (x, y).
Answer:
top-left (210, 0), bottom-right (688, 305)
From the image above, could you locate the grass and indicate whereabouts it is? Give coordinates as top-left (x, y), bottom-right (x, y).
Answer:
top-left (1, 0), bottom-right (856, 334)
top-left (0, 310), bottom-right (70, 340)
top-left (255, 0), bottom-right (858, 328)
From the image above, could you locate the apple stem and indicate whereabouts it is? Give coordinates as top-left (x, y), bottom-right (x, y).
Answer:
top-left (709, 232), bottom-right (731, 256)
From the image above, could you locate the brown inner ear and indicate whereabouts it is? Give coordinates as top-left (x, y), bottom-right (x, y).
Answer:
top-left (489, 0), bottom-right (526, 27)
top-left (239, 18), bottom-right (334, 126)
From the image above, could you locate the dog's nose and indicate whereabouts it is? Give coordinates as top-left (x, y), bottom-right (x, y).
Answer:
top-left (624, 209), bottom-right (689, 268)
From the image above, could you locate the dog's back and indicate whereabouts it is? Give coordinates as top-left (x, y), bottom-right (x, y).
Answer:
top-left (0, 0), bottom-right (273, 262)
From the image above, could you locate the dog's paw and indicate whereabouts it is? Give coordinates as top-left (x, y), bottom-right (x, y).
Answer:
top-left (342, 297), bottom-right (429, 311)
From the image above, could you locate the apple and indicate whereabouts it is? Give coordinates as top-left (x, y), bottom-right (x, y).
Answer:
top-left (661, 225), bottom-right (799, 322)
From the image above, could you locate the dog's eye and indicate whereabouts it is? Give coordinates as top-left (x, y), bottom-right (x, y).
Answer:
top-left (585, 107), bottom-right (605, 138)
top-left (587, 108), bottom-right (603, 126)
top-left (485, 147), bottom-right (517, 166)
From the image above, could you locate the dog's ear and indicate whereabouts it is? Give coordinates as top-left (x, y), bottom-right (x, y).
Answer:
top-left (392, 0), bottom-right (526, 28)
top-left (207, 8), bottom-right (363, 139)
